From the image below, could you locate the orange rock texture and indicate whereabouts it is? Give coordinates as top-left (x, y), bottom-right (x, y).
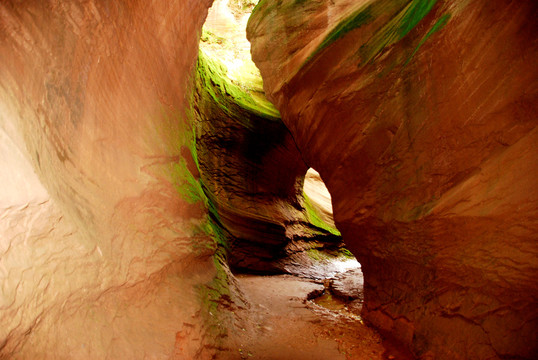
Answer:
top-left (0, 1), bottom-right (343, 357)
top-left (193, 53), bottom-right (344, 275)
top-left (0, 1), bottom-right (221, 358)
top-left (248, 0), bottom-right (538, 358)
top-left (1, 0), bottom-right (537, 358)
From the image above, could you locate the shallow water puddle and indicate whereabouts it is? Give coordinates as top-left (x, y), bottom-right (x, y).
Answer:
top-left (312, 292), bottom-right (347, 311)
top-left (310, 290), bottom-right (364, 322)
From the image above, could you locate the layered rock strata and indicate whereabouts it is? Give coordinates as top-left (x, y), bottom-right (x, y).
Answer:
top-left (1, 0), bottom-right (536, 358)
top-left (248, 0), bottom-right (538, 358)
top-left (193, 52), bottom-right (343, 274)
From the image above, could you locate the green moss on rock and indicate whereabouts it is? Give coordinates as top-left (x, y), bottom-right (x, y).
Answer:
top-left (303, 192), bottom-right (341, 236)
top-left (313, 5), bottom-right (374, 58)
top-left (201, 28), bottom-right (228, 46)
top-left (196, 51), bottom-right (280, 120)
top-left (404, 13), bottom-right (451, 65)
top-left (357, 0), bottom-right (440, 64)
top-left (303, 0), bottom-right (448, 68)
top-left (398, 0), bottom-right (438, 39)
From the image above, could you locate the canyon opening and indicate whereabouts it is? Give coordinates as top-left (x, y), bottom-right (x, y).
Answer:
top-left (0, 0), bottom-right (536, 359)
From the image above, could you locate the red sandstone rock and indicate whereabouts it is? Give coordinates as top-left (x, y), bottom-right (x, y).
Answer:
top-left (248, 0), bottom-right (538, 358)
top-left (0, 1), bottom-right (345, 358)
top-left (0, 1), bottom-right (218, 358)
top-left (1, 0), bottom-right (537, 358)
top-left (330, 268), bottom-right (364, 301)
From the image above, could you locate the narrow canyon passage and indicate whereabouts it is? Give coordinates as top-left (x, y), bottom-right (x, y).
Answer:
top-left (0, 0), bottom-right (536, 359)
top-left (230, 274), bottom-right (388, 360)
top-left (199, 4), bottom-right (416, 357)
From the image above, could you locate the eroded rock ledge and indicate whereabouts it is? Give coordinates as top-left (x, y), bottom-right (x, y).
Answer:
top-left (248, 0), bottom-right (538, 358)
top-left (192, 52), bottom-right (344, 274)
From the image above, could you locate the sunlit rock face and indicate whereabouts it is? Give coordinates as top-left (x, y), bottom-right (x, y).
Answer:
top-left (196, 0), bottom-right (345, 275)
top-left (248, 0), bottom-right (538, 358)
top-left (193, 51), bottom-right (345, 274)
top-left (0, 1), bottom-right (220, 358)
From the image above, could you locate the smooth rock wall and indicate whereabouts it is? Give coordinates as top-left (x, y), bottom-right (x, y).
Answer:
top-left (248, 0), bottom-right (538, 358)
top-left (0, 1), bottom-right (217, 358)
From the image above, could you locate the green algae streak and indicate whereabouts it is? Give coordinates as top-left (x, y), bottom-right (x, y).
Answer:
top-left (358, 0), bottom-right (439, 64)
top-left (196, 51), bottom-right (280, 121)
top-left (302, 0), bottom-right (446, 67)
top-left (404, 13), bottom-right (451, 65)
top-left (303, 192), bottom-right (341, 236)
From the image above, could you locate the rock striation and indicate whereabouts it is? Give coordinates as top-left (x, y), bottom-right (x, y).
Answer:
top-left (248, 0), bottom-right (538, 358)
top-left (195, 0), bottom-right (346, 275)
top-left (193, 51), bottom-right (344, 274)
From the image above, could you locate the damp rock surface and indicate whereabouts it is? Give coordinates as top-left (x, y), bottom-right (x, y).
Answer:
top-left (330, 268), bottom-right (364, 301)
top-left (230, 274), bottom-right (391, 360)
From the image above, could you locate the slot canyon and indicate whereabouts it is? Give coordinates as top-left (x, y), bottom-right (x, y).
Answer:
top-left (0, 0), bottom-right (536, 359)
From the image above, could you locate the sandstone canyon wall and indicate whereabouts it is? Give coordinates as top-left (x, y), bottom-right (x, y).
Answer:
top-left (1, 0), bottom-right (537, 359)
top-left (193, 52), bottom-right (343, 275)
top-left (0, 1), bottom-right (344, 358)
top-left (0, 1), bottom-right (225, 358)
top-left (248, 0), bottom-right (538, 359)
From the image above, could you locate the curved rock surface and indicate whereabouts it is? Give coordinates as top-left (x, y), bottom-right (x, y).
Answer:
top-left (0, 1), bottom-right (222, 358)
top-left (193, 52), bottom-right (343, 274)
top-left (304, 168), bottom-right (337, 230)
top-left (1, 0), bottom-right (537, 358)
top-left (196, 0), bottom-right (346, 275)
top-left (248, 0), bottom-right (538, 358)
top-left (0, 0), bottom-right (347, 358)
top-left (330, 268), bottom-right (364, 302)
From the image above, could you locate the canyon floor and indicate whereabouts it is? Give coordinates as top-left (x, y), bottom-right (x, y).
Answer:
top-left (219, 273), bottom-right (414, 360)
